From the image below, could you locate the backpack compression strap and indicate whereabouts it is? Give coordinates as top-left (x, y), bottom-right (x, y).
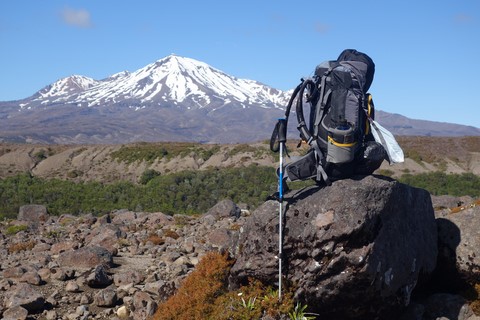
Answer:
top-left (294, 78), bottom-right (331, 185)
top-left (295, 78), bottom-right (316, 144)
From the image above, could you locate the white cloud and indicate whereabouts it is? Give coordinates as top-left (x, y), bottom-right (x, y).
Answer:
top-left (454, 13), bottom-right (474, 24)
top-left (61, 7), bottom-right (93, 28)
top-left (314, 22), bottom-right (330, 34)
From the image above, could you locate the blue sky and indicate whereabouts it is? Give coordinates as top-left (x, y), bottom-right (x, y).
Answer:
top-left (1, 1), bottom-right (479, 128)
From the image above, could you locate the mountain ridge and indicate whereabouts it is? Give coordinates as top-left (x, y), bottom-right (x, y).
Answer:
top-left (1, 54), bottom-right (479, 144)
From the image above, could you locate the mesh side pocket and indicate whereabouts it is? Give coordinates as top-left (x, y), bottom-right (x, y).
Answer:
top-left (284, 150), bottom-right (318, 182)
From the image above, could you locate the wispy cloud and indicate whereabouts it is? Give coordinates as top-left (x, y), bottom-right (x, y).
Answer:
top-left (314, 22), bottom-right (330, 34)
top-left (61, 7), bottom-right (93, 28)
top-left (454, 13), bottom-right (474, 24)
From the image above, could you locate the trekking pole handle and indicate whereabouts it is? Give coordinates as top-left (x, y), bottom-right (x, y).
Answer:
top-left (278, 118), bottom-right (287, 143)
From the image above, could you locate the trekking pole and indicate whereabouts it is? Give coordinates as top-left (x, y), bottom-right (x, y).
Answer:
top-left (276, 118), bottom-right (287, 300)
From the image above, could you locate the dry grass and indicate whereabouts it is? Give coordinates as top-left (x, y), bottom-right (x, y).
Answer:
top-left (163, 229), bottom-right (180, 240)
top-left (145, 234), bottom-right (165, 246)
top-left (8, 240), bottom-right (36, 253)
top-left (151, 251), bottom-right (296, 320)
top-left (469, 283), bottom-right (480, 315)
top-left (152, 251), bottom-right (233, 320)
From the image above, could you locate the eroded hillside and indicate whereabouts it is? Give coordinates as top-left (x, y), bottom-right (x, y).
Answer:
top-left (1, 136), bottom-right (479, 183)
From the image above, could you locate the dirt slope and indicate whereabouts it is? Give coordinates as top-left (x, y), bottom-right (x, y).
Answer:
top-left (1, 137), bottom-right (479, 183)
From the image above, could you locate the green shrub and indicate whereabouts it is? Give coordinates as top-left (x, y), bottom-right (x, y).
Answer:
top-left (110, 142), bottom-right (221, 164)
top-left (138, 169), bottom-right (161, 185)
top-left (5, 224), bottom-right (28, 235)
top-left (0, 166), bottom-right (279, 216)
top-left (376, 169), bottom-right (395, 177)
top-left (399, 172), bottom-right (480, 197)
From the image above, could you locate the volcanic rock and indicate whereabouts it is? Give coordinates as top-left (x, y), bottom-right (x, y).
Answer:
top-left (230, 175), bottom-right (438, 319)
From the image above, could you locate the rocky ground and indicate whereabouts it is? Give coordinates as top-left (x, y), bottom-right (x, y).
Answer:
top-left (0, 200), bottom-right (246, 320)
top-left (1, 177), bottom-right (480, 320)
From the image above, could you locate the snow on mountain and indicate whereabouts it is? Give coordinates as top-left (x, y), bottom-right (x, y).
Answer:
top-left (24, 55), bottom-right (290, 110)
top-left (31, 75), bottom-right (99, 102)
top-left (3, 54), bottom-right (480, 144)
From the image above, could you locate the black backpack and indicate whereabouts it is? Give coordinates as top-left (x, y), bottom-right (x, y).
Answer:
top-left (270, 49), bottom-right (386, 185)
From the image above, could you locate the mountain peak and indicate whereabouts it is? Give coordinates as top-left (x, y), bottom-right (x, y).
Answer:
top-left (36, 75), bottom-right (98, 100)
top-left (22, 55), bottom-right (289, 110)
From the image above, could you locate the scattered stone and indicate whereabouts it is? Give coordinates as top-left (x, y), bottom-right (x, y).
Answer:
top-left (87, 265), bottom-right (112, 287)
top-left (132, 291), bottom-right (157, 320)
top-left (111, 210), bottom-right (137, 225)
top-left (144, 280), bottom-right (175, 301)
top-left (5, 283), bottom-right (45, 312)
top-left (2, 266), bottom-right (27, 279)
top-left (205, 199), bottom-right (241, 220)
top-left (2, 305), bottom-right (29, 320)
top-left (86, 224), bottom-right (125, 255)
top-left (0, 278), bottom-right (13, 290)
top-left (32, 242), bottom-right (51, 252)
top-left (113, 270), bottom-right (145, 286)
top-left (45, 310), bottom-right (58, 320)
top-left (65, 280), bottom-right (81, 293)
top-left (50, 241), bottom-right (78, 254)
top-left (207, 228), bottom-right (233, 250)
top-left (57, 246), bottom-right (113, 270)
top-left (145, 212), bottom-right (174, 227)
top-left (50, 267), bottom-right (75, 281)
top-left (18, 204), bottom-right (48, 223)
top-left (20, 271), bottom-right (42, 285)
top-left (66, 304), bottom-right (90, 320)
top-left (94, 287), bottom-right (117, 307)
top-left (116, 305), bottom-right (129, 319)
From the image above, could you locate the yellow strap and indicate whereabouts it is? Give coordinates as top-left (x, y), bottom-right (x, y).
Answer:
top-left (367, 94), bottom-right (373, 116)
top-left (365, 94), bottom-right (373, 135)
top-left (328, 135), bottom-right (357, 147)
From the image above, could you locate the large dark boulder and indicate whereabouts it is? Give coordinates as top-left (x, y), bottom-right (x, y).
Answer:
top-left (229, 175), bottom-right (438, 319)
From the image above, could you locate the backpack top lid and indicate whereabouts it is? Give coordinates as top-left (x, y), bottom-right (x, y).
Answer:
top-left (337, 49), bottom-right (375, 92)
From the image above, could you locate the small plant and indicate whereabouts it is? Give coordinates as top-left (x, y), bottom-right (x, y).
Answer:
top-left (33, 149), bottom-right (48, 162)
top-left (44, 229), bottom-right (63, 239)
top-left (67, 170), bottom-right (83, 178)
top-left (239, 295), bottom-right (257, 311)
top-left (174, 215), bottom-right (190, 228)
top-left (117, 238), bottom-right (131, 247)
top-left (229, 223), bottom-right (242, 231)
top-left (5, 224), bottom-right (28, 235)
top-left (289, 302), bottom-right (318, 320)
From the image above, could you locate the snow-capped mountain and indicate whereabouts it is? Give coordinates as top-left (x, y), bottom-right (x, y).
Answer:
top-left (1, 55), bottom-right (479, 144)
top-left (23, 55), bottom-right (290, 111)
top-left (1, 55), bottom-right (294, 144)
